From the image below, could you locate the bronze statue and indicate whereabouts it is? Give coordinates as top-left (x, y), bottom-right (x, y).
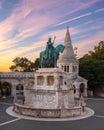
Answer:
top-left (39, 37), bottom-right (64, 68)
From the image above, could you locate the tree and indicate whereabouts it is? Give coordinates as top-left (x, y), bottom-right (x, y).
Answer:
top-left (33, 58), bottom-right (39, 71)
top-left (79, 41), bottom-right (104, 92)
top-left (9, 57), bottom-right (39, 72)
top-left (88, 41), bottom-right (104, 60)
top-left (28, 58), bottom-right (39, 71)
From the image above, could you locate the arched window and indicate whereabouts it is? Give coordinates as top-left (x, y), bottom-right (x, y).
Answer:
top-left (64, 66), bottom-right (66, 72)
top-left (1, 82), bottom-right (12, 97)
top-left (73, 85), bottom-right (76, 94)
top-left (37, 76), bottom-right (44, 85)
top-left (47, 76), bottom-right (54, 85)
top-left (79, 83), bottom-right (85, 96)
top-left (60, 76), bottom-right (63, 85)
top-left (67, 66), bottom-right (69, 72)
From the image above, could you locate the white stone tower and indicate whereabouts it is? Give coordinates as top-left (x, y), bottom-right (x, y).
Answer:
top-left (57, 27), bottom-right (78, 77)
top-left (57, 27), bottom-right (87, 98)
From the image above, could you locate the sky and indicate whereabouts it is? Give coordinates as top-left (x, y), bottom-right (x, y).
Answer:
top-left (0, 0), bottom-right (104, 72)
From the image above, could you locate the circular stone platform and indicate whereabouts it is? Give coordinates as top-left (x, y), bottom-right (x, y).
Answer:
top-left (6, 106), bottom-right (94, 121)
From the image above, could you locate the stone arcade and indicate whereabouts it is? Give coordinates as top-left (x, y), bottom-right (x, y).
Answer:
top-left (0, 28), bottom-right (87, 118)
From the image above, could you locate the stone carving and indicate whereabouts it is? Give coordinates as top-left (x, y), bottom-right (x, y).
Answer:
top-left (32, 93), bottom-right (56, 109)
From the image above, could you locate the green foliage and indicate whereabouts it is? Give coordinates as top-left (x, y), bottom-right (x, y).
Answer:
top-left (9, 57), bottom-right (39, 72)
top-left (79, 41), bottom-right (104, 90)
top-left (34, 58), bottom-right (39, 70)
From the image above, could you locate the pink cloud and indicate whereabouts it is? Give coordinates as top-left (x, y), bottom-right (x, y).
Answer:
top-left (0, 0), bottom-right (103, 71)
top-left (74, 31), bottom-right (104, 58)
top-left (54, 12), bottom-right (92, 26)
top-left (0, 0), bottom-right (101, 46)
top-left (71, 0), bottom-right (101, 14)
top-left (0, 1), bottom-right (3, 10)
top-left (43, 27), bottom-right (79, 44)
top-left (53, 0), bottom-right (101, 26)
top-left (0, 39), bottom-right (46, 62)
top-left (0, 0), bottom-right (57, 47)
top-left (0, 2), bottom-right (55, 51)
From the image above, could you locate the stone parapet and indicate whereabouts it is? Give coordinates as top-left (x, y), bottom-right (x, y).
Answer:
top-left (13, 103), bottom-right (82, 118)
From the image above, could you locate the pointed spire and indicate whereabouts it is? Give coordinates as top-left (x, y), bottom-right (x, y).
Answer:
top-left (57, 27), bottom-right (78, 65)
top-left (64, 27), bottom-right (72, 46)
top-left (64, 27), bottom-right (75, 59)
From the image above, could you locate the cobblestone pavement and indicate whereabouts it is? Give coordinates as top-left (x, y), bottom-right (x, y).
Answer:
top-left (0, 97), bottom-right (104, 130)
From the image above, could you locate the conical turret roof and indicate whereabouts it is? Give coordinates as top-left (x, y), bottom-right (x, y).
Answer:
top-left (57, 27), bottom-right (78, 63)
top-left (64, 27), bottom-right (72, 46)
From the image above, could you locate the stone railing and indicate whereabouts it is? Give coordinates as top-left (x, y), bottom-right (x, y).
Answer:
top-left (0, 72), bottom-right (34, 79)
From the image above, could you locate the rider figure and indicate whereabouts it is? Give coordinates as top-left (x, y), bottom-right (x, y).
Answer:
top-left (45, 37), bottom-right (54, 60)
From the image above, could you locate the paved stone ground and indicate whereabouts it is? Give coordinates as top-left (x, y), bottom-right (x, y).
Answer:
top-left (0, 97), bottom-right (104, 130)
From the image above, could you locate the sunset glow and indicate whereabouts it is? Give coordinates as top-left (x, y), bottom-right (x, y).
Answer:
top-left (0, 0), bottom-right (104, 71)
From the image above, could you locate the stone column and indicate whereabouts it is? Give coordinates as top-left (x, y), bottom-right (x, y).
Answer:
top-left (54, 75), bottom-right (62, 108)
top-left (11, 84), bottom-right (16, 97)
top-left (35, 76), bottom-right (37, 86)
top-left (54, 75), bottom-right (60, 89)
top-left (84, 86), bottom-right (88, 97)
top-left (44, 76), bottom-right (47, 86)
top-left (56, 90), bottom-right (62, 109)
top-left (74, 87), bottom-right (80, 99)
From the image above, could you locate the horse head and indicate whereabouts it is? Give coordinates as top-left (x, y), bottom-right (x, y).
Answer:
top-left (55, 44), bottom-right (65, 54)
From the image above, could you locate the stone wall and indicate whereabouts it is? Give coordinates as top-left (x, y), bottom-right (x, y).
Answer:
top-left (0, 72), bottom-right (34, 96)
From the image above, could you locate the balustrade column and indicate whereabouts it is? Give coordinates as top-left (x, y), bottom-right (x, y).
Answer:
top-left (44, 76), bottom-right (47, 86)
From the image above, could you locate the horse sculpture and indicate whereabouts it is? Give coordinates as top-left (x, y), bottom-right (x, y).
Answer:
top-left (39, 37), bottom-right (64, 68)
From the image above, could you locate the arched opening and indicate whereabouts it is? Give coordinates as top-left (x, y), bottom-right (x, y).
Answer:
top-left (1, 82), bottom-right (12, 98)
top-left (47, 76), bottom-right (54, 85)
top-left (67, 66), bottom-right (69, 72)
top-left (73, 85), bottom-right (80, 100)
top-left (79, 83), bottom-right (85, 97)
top-left (73, 85), bottom-right (76, 94)
top-left (16, 84), bottom-right (24, 95)
top-left (64, 66), bottom-right (66, 72)
top-left (15, 84), bottom-right (25, 104)
top-left (37, 76), bottom-right (44, 85)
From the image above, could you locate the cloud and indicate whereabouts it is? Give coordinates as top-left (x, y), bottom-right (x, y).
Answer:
top-left (52, 0), bottom-right (101, 26)
top-left (0, 0), bottom-right (56, 51)
top-left (0, 0), bottom-right (101, 45)
top-left (23, 27), bottom-right (80, 60)
top-left (51, 0), bottom-right (101, 18)
top-left (0, 38), bottom-right (46, 71)
top-left (74, 31), bottom-right (104, 58)
top-left (0, 0), bottom-right (103, 71)
top-left (94, 8), bottom-right (104, 13)
top-left (54, 12), bottom-right (92, 26)
top-left (0, 27), bottom-right (78, 61)
top-left (0, 1), bottom-right (3, 10)
top-left (42, 27), bottom-right (79, 44)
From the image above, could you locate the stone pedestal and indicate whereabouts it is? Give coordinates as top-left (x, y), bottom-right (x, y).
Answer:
top-left (13, 68), bottom-right (86, 118)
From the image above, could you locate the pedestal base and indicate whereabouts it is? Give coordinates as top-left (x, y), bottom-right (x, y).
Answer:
top-left (13, 103), bottom-right (82, 118)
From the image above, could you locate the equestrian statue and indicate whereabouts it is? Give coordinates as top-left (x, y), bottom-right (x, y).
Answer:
top-left (39, 37), bottom-right (65, 68)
